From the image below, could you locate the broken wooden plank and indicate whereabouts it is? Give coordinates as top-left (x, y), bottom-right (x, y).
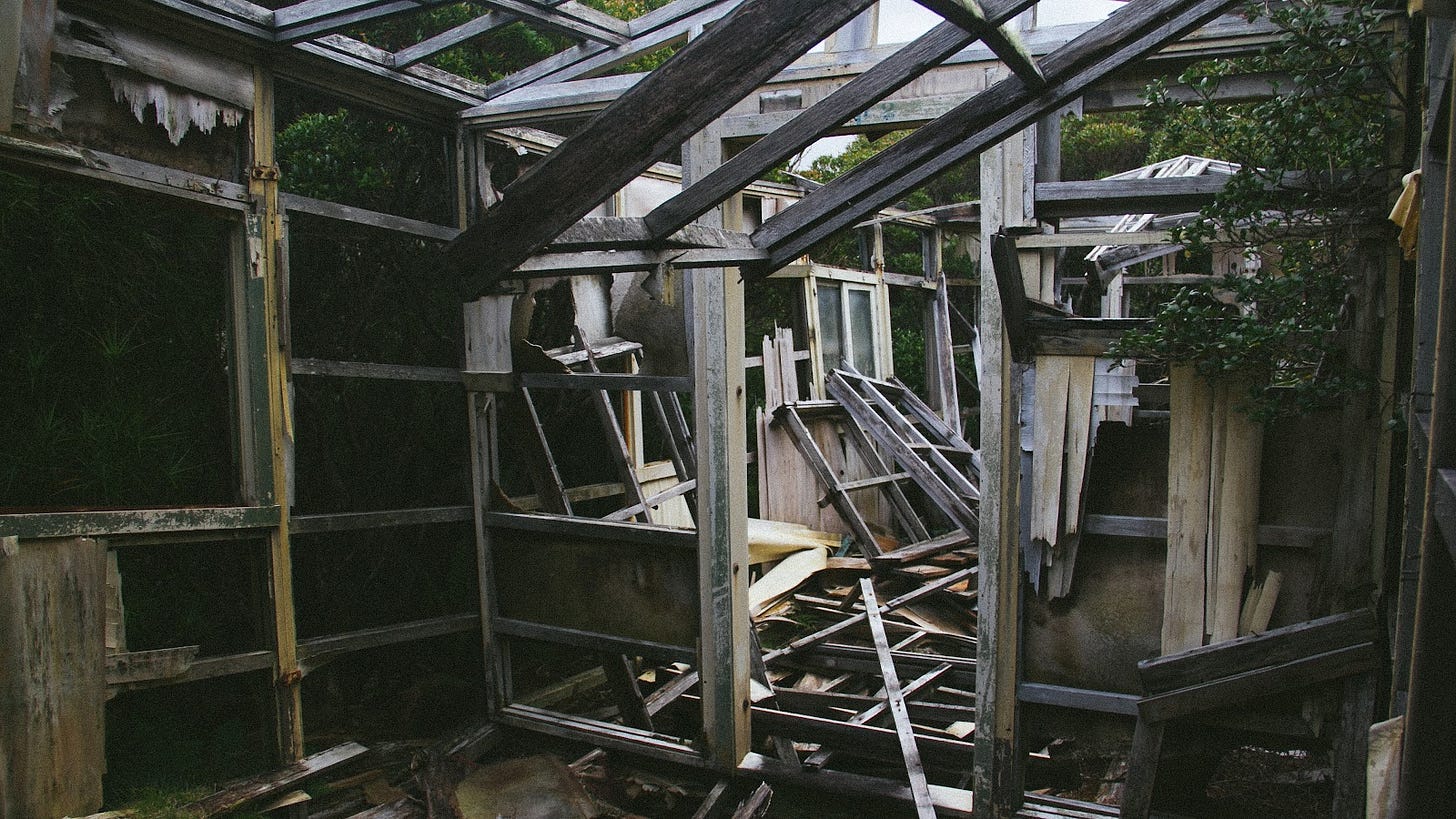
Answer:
top-left (738, 752), bottom-right (974, 818)
top-left (860, 578), bottom-right (936, 818)
top-left (1163, 363), bottom-right (1214, 653)
top-left (773, 404), bottom-right (883, 558)
top-left (731, 782), bottom-right (774, 819)
top-left (105, 646), bottom-right (200, 691)
top-left (184, 742), bottom-right (370, 816)
top-left (1030, 355), bottom-right (1072, 553)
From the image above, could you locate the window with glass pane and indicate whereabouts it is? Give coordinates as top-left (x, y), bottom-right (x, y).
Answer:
top-left (847, 287), bottom-right (876, 376)
top-left (817, 283), bottom-right (844, 375)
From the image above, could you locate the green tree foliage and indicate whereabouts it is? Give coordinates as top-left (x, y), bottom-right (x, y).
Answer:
top-left (1110, 0), bottom-right (1404, 420)
top-left (1059, 111), bottom-right (1152, 181)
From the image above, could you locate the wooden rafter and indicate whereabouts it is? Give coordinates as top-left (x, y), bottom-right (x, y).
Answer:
top-left (641, 0), bottom-right (1039, 239)
top-left (274, 0), bottom-right (454, 44)
top-left (391, 9), bottom-right (516, 67)
top-left (913, 0), bottom-right (1043, 87)
top-left (478, 0), bottom-right (736, 99)
top-left (745, 0), bottom-right (1239, 278)
top-left (478, 0), bottom-right (628, 45)
top-left (448, 0), bottom-right (879, 296)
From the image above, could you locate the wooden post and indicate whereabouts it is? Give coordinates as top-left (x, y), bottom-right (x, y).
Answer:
top-left (250, 65), bottom-right (304, 763)
top-left (0, 0), bottom-right (22, 132)
top-left (0, 536), bottom-right (106, 819)
top-left (684, 124), bottom-right (750, 770)
top-left (923, 228), bottom-right (962, 436)
top-left (974, 125), bottom-right (1027, 819)
top-left (1164, 364), bottom-right (1214, 653)
top-left (464, 295), bottom-right (514, 713)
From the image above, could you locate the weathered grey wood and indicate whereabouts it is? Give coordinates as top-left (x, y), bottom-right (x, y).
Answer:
top-left (291, 357), bottom-right (462, 383)
top-left (748, 0), bottom-right (1239, 273)
top-left (477, 0), bottom-right (731, 95)
top-left (393, 10), bottom-right (516, 66)
top-left (1119, 719), bottom-right (1164, 819)
top-left (1015, 682), bottom-right (1139, 716)
top-left (279, 193), bottom-right (459, 240)
top-left (834, 405), bottom-right (932, 543)
top-left (289, 505), bottom-right (473, 534)
top-left (0, 506), bottom-right (281, 540)
top-left (989, 231), bottom-right (1035, 363)
top-left (731, 783), bottom-right (773, 819)
top-left (774, 405), bottom-right (883, 558)
top-left (859, 579), bottom-right (936, 818)
top-left (515, 371), bottom-right (693, 393)
top-left (511, 387), bottom-right (574, 515)
top-left (476, 0), bottom-right (628, 45)
top-left (748, 707), bottom-right (974, 767)
top-left (1, 536), bottom-right (106, 819)
top-left (511, 246), bottom-right (769, 277)
top-left (1082, 513), bottom-right (1331, 550)
top-left (183, 742), bottom-right (370, 816)
top-left (0, 134), bottom-right (253, 210)
top-left (762, 567), bottom-right (975, 663)
top-left (604, 479), bottom-right (696, 521)
top-left (738, 752), bottom-right (974, 818)
top-left (450, 0), bottom-right (878, 295)
top-left (1027, 317), bottom-right (1151, 356)
top-left (1032, 176), bottom-right (1228, 218)
top-left (484, 510), bottom-right (697, 549)
top-left (496, 703), bottom-right (703, 768)
top-left (772, 687), bottom-right (976, 724)
top-left (298, 613), bottom-right (481, 669)
top-left (691, 780), bottom-right (733, 819)
top-left (870, 529), bottom-right (973, 566)
top-left (1138, 609), bottom-right (1379, 696)
top-left (1331, 672), bottom-right (1374, 818)
top-left (494, 617), bottom-right (696, 663)
top-left (828, 375), bottom-right (977, 527)
top-left (274, 1), bottom-right (458, 44)
top-left (106, 646), bottom-right (200, 690)
top-left (575, 332), bottom-right (653, 524)
top-left (912, 1), bottom-right (1043, 88)
top-left (643, 19), bottom-right (991, 237)
top-left (603, 654), bottom-right (654, 730)
top-left (1140, 642), bottom-right (1378, 724)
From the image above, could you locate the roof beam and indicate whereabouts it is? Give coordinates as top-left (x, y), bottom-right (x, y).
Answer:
top-left (449, 0), bottom-right (878, 296)
top-left (391, 9), bottom-right (518, 68)
top-left (642, 1), bottom-right (1039, 239)
top-left (478, 0), bottom-right (735, 98)
top-left (746, 0), bottom-right (1239, 277)
top-left (479, 1), bottom-right (629, 45)
top-left (913, 0), bottom-right (1044, 87)
top-left (274, 0), bottom-right (454, 44)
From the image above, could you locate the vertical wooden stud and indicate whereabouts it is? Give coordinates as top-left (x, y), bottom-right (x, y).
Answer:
top-left (250, 66), bottom-right (303, 762)
top-left (974, 126), bottom-right (1026, 818)
top-left (684, 125), bottom-right (750, 770)
top-left (464, 295), bottom-right (514, 712)
top-left (1164, 364), bottom-right (1213, 653)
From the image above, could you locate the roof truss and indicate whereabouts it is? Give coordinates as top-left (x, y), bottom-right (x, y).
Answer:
top-left (449, 0), bottom-right (1240, 293)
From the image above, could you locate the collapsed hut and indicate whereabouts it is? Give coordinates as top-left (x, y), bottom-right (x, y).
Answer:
top-left (3, 1), bottom-right (1455, 817)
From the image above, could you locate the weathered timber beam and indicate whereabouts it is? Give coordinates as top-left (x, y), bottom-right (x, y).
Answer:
top-left (512, 247), bottom-right (769, 277)
top-left (860, 579), bottom-right (936, 818)
top-left (274, 0), bottom-right (458, 44)
top-left (392, 10), bottom-right (518, 67)
top-left (0, 506), bottom-right (281, 539)
top-left (551, 216), bottom-right (753, 249)
top-left (449, 0), bottom-right (878, 296)
top-left (494, 617), bottom-right (697, 662)
top-left (1015, 681), bottom-right (1139, 716)
top-left (738, 753), bottom-right (974, 818)
top-left (290, 357), bottom-right (463, 383)
top-left (643, 5), bottom-right (1038, 238)
top-left (478, 0), bottom-right (733, 97)
top-left (497, 704), bottom-right (705, 767)
top-left (298, 612), bottom-right (481, 671)
top-left (289, 505), bottom-right (474, 534)
top-left (279, 192), bottom-right (460, 239)
top-left (1033, 175), bottom-right (1228, 218)
top-left (1083, 513), bottom-right (1332, 550)
top-left (912, 0), bottom-right (1044, 88)
top-left (746, 0), bottom-right (1240, 276)
top-left (183, 742), bottom-right (370, 816)
top-left (478, 0), bottom-right (628, 45)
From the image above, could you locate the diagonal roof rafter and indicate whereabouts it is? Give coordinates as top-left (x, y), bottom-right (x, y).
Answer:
top-left (641, 0), bottom-right (1038, 240)
top-left (744, 0), bottom-right (1241, 277)
top-left (447, 0), bottom-right (880, 297)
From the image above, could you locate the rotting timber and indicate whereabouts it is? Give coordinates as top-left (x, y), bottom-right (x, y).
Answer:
top-left (2, 1), bottom-right (1452, 818)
